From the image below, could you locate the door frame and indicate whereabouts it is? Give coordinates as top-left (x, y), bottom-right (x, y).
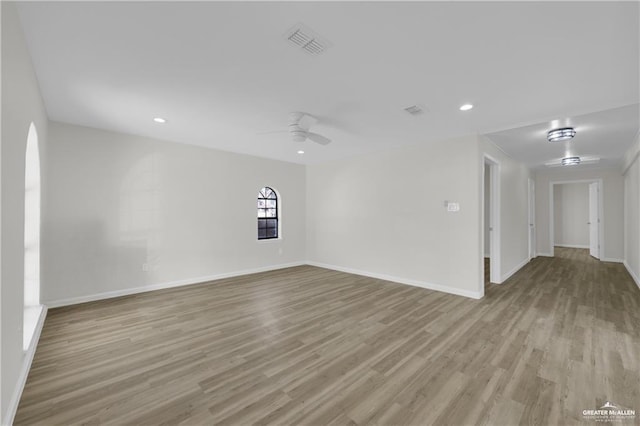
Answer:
top-left (588, 182), bottom-right (600, 258)
top-left (482, 154), bottom-right (501, 288)
top-left (549, 179), bottom-right (604, 258)
top-left (528, 178), bottom-right (536, 261)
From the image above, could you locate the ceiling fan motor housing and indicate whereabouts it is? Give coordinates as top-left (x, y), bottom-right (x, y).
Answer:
top-left (291, 129), bottom-right (307, 142)
top-left (289, 113), bottom-right (308, 142)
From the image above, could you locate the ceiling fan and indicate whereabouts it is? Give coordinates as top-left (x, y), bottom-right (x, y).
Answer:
top-left (260, 112), bottom-right (332, 145)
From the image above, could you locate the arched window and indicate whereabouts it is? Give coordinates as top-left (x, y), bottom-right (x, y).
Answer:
top-left (24, 122), bottom-right (41, 350)
top-left (257, 187), bottom-right (278, 240)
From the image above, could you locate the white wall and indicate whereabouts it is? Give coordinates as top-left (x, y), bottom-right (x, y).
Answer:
top-left (306, 134), bottom-right (531, 298)
top-left (42, 122), bottom-right (306, 305)
top-left (623, 133), bottom-right (640, 286)
top-left (535, 168), bottom-right (625, 261)
top-left (479, 136), bottom-right (532, 282)
top-left (306, 134), bottom-right (483, 298)
top-left (553, 183), bottom-right (589, 248)
top-left (1, 2), bottom-right (49, 423)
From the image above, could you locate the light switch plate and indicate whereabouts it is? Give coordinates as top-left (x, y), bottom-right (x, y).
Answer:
top-left (446, 202), bottom-right (460, 212)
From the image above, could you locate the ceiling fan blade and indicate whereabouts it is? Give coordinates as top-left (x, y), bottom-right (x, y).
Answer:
top-left (307, 132), bottom-right (331, 145)
top-left (256, 130), bottom-right (289, 135)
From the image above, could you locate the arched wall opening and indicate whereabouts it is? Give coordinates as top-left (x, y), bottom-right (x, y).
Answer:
top-left (24, 122), bottom-right (42, 350)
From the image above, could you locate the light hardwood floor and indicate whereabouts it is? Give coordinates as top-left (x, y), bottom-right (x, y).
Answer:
top-left (15, 248), bottom-right (640, 425)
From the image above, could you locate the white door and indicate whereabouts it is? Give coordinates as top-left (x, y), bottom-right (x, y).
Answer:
top-left (588, 182), bottom-right (599, 259)
top-left (528, 179), bottom-right (535, 260)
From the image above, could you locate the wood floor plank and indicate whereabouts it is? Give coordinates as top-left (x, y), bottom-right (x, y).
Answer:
top-left (14, 248), bottom-right (640, 425)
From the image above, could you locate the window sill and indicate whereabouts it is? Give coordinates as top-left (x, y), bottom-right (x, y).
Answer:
top-left (24, 304), bottom-right (44, 351)
top-left (257, 237), bottom-right (282, 243)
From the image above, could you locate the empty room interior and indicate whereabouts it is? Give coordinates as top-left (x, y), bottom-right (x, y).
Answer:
top-left (2, 1), bottom-right (640, 425)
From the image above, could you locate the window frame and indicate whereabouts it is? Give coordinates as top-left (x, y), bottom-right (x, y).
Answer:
top-left (257, 187), bottom-right (280, 240)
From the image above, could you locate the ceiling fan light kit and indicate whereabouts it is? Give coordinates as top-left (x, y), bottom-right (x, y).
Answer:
top-left (291, 130), bottom-right (307, 143)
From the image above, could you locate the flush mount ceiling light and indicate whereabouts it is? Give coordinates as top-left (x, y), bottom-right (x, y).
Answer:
top-left (561, 156), bottom-right (581, 166)
top-left (153, 117), bottom-right (166, 124)
top-left (547, 127), bottom-right (575, 142)
top-left (545, 156), bottom-right (599, 167)
top-left (459, 104), bottom-right (473, 111)
top-left (297, 150), bottom-right (305, 154)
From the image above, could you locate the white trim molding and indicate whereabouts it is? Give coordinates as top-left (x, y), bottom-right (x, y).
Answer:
top-left (306, 261), bottom-right (483, 300)
top-left (500, 258), bottom-right (530, 283)
top-left (45, 259), bottom-right (483, 311)
top-left (554, 244), bottom-right (590, 249)
top-left (4, 306), bottom-right (48, 426)
top-left (45, 262), bottom-right (306, 308)
top-left (536, 252), bottom-right (554, 257)
top-left (601, 258), bottom-right (624, 264)
top-left (483, 154), bottom-right (502, 289)
top-left (624, 260), bottom-right (640, 290)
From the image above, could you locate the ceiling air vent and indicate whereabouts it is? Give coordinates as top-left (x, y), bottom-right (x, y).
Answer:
top-left (404, 105), bottom-right (425, 116)
top-left (285, 24), bottom-right (331, 56)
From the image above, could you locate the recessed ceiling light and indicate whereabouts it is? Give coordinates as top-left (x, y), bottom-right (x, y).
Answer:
top-left (548, 127), bottom-right (575, 142)
top-left (561, 156), bottom-right (581, 166)
top-left (153, 117), bottom-right (166, 124)
top-left (297, 150), bottom-right (305, 154)
top-left (459, 104), bottom-right (473, 111)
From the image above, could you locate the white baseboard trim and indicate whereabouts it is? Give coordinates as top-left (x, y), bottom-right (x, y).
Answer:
top-left (501, 258), bottom-right (529, 283)
top-left (44, 261), bottom-right (306, 308)
top-left (306, 261), bottom-right (482, 300)
top-left (44, 258), bottom-right (484, 309)
top-left (601, 257), bottom-right (624, 263)
top-left (536, 252), bottom-right (554, 257)
top-left (554, 244), bottom-right (590, 249)
top-left (623, 260), bottom-right (640, 290)
top-left (4, 306), bottom-right (48, 426)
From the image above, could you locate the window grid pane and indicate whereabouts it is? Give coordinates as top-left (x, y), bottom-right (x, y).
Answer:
top-left (258, 187), bottom-right (278, 240)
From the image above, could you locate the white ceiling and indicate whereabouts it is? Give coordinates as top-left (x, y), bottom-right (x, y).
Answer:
top-left (485, 104), bottom-right (639, 170)
top-left (16, 1), bottom-right (639, 165)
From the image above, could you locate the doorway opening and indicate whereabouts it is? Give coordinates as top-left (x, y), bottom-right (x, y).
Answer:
top-left (550, 180), bottom-right (603, 260)
top-left (483, 155), bottom-right (501, 289)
